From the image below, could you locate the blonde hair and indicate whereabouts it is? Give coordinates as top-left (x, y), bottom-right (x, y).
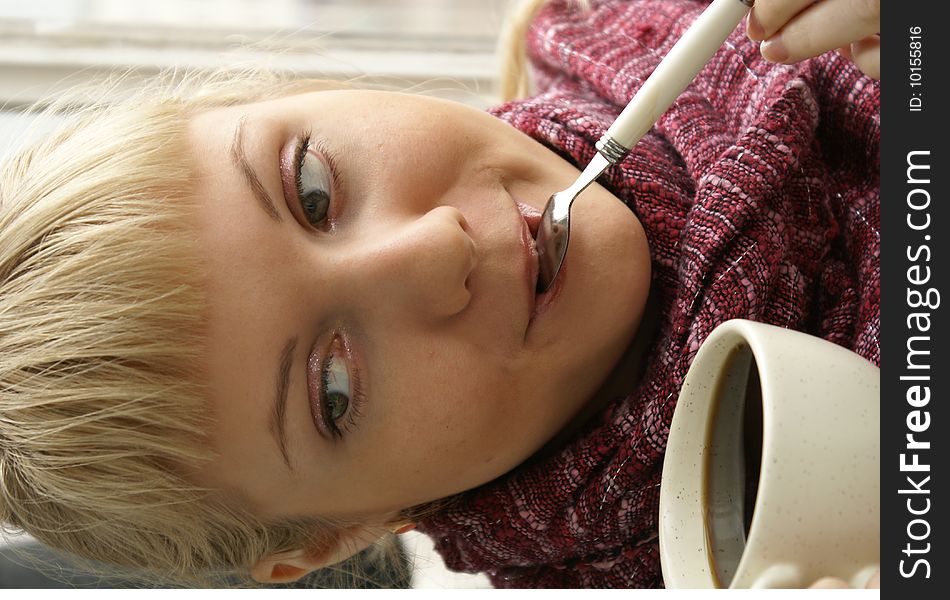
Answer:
top-left (0, 0), bottom-right (578, 585)
top-left (498, 0), bottom-right (592, 101)
top-left (0, 69), bottom-right (400, 587)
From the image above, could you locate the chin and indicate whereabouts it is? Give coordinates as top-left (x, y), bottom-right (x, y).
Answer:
top-left (584, 206), bottom-right (651, 375)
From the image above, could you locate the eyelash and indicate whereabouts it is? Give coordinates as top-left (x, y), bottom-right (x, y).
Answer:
top-left (310, 337), bottom-right (367, 441)
top-left (292, 130), bottom-right (343, 230)
top-left (288, 133), bottom-right (362, 440)
top-left (319, 354), bottom-right (366, 440)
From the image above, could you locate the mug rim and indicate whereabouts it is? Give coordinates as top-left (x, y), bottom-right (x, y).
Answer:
top-left (659, 319), bottom-right (880, 589)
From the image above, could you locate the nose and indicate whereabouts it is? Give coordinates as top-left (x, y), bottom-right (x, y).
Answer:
top-left (342, 205), bottom-right (477, 321)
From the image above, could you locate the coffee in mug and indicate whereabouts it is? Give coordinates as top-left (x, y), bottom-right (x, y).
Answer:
top-left (659, 319), bottom-right (879, 588)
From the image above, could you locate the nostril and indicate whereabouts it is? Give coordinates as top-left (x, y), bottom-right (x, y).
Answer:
top-left (441, 205), bottom-right (472, 235)
top-left (466, 235), bottom-right (478, 265)
top-left (465, 233), bottom-right (478, 283)
top-left (405, 205), bottom-right (477, 317)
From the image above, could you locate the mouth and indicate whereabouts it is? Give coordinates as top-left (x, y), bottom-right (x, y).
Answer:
top-left (515, 201), bottom-right (563, 331)
top-left (516, 200), bottom-right (542, 238)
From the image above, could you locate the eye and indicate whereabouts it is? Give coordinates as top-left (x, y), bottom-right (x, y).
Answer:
top-left (307, 335), bottom-right (365, 441)
top-left (318, 354), bottom-right (350, 439)
top-left (293, 136), bottom-right (334, 228)
top-left (321, 354), bottom-right (350, 430)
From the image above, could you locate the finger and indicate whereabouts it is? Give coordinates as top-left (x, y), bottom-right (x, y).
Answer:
top-left (850, 34), bottom-right (881, 79)
top-left (809, 577), bottom-right (851, 589)
top-left (865, 569), bottom-right (881, 589)
top-left (760, 0), bottom-right (880, 64)
top-left (746, 0), bottom-right (815, 41)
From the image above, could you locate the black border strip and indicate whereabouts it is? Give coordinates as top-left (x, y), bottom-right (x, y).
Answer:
top-left (882, 1), bottom-right (947, 594)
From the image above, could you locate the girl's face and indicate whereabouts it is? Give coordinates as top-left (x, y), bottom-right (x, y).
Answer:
top-left (189, 90), bottom-right (650, 521)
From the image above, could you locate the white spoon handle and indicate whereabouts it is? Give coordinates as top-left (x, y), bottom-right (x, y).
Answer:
top-left (600, 0), bottom-right (752, 156)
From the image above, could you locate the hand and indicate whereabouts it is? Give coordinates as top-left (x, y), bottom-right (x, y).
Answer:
top-left (746, 0), bottom-right (880, 79)
top-left (808, 569), bottom-right (881, 589)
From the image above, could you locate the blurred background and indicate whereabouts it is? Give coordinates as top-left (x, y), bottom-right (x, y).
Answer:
top-left (0, 0), bottom-right (512, 588)
top-left (0, 0), bottom-right (514, 147)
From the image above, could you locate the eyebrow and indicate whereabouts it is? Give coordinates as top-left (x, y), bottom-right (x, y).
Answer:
top-left (229, 114), bottom-right (282, 223)
top-left (269, 337), bottom-right (298, 472)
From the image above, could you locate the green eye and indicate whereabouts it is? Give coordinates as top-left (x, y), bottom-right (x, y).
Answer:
top-left (301, 191), bottom-right (331, 226)
top-left (321, 353), bottom-right (351, 437)
top-left (326, 392), bottom-right (349, 421)
top-left (294, 137), bottom-right (334, 227)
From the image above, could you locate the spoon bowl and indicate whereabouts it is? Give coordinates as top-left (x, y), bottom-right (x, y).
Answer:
top-left (535, 153), bottom-right (610, 292)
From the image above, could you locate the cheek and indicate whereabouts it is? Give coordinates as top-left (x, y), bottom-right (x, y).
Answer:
top-left (399, 390), bottom-right (526, 495)
top-left (544, 191), bottom-right (650, 387)
top-left (388, 360), bottom-right (519, 440)
top-left (338, 106), bottom-right (483, 198)
top-left (578, 186), bottom-right (649, 295)
top-left (350, 364), bottom-right (525, 504)
top-left (369, 340), bottom-right (527, 455)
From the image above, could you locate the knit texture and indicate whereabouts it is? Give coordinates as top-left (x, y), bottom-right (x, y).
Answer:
top-left (417, 0), bottom-right (880, 588)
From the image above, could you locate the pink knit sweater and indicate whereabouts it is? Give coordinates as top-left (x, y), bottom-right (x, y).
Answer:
top-left (417, 0), bottom-right (880, 588)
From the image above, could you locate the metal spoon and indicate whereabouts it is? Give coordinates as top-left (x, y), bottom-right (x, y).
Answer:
top-left (535, 0), bottom-right (754, 292)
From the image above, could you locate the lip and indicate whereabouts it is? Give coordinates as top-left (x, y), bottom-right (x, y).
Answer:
top-left (515, 201), bottom-right (564, 334)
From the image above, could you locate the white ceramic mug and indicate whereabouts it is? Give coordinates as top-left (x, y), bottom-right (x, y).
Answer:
top-left (659, 319), bottom-right (879, 588)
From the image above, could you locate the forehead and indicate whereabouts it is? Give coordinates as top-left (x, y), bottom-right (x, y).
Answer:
top-left (190, 86), bottom-right (359, 129)
top-left (189, 100), bottom-right (273, 155)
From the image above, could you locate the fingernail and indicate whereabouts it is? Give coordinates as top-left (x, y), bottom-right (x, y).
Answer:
top-left (745, 11), bottom-right (764, 41)
top-left (270, 563), bottom-right (306, 581)
top-left (393, 523), bottom-right (416, 535)
top-left (760, 36), bottom-right (789, 63)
